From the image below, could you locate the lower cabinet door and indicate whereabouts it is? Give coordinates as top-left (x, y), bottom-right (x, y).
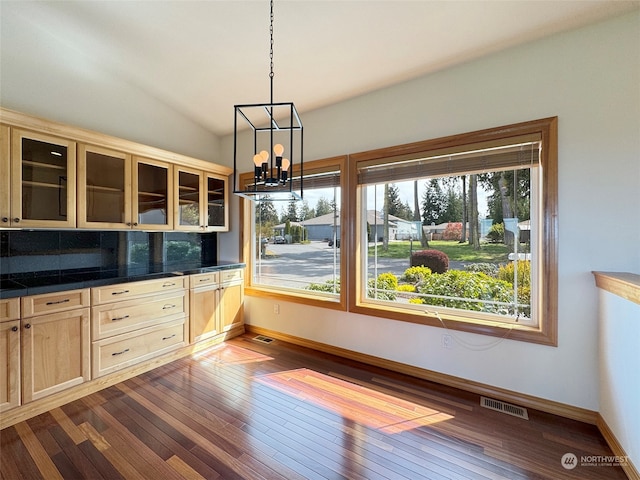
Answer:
top-left (189, 285), bottom-right (219, 343)
top-left (21, 308), bottom-right (91, 403)
top-left (220, 282), bottom-right (244, 333)
top-left (92, 319), bottom-right (185, 377)
top-left (0, 320), bottom-right (21, 412)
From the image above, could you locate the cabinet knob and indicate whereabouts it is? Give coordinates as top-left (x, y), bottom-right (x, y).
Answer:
top-left (133, 222), bottom-right (138, 227)
top-left (24, 323), bottom-right (31, 329)
top-left (126, 222), bottom-right (132, 226)
top-left (13, 218), bottom-right (20, 223)
top-left (1, 217), bottom-right (8, 223)
top-left (11, 326), bottom-right (18, 332)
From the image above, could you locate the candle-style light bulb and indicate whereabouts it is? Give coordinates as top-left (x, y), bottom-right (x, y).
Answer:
top-left (281, 158), bottom-right (290, 170)
top-left (253, 154), bottom-right (263, 167)
top-left (259, 150), bottom-right (269, 162)
top-left (273, 144), bottom-right (284, 157)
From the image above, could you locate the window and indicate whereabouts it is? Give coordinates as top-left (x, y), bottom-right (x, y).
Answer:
top-left (241, 118), bottom-right (557, 345)
top-left (241, 156), bottom-right (347, 310)
top-left (348, 118), bottom-right (557, 345)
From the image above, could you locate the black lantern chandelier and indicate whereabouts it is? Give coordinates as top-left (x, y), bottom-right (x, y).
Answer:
top-left (233, 0), bottom-right (303, 201)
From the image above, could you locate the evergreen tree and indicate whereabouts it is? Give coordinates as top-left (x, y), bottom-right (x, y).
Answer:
top-left (299, 200), bottom-right (315, 220)
top-left (421, 179), bottom-right (446, 225)
top-left (315, 197), bottom-right (334, 217)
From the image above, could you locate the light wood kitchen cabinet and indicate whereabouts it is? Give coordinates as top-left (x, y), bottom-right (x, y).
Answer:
top-left (78, 143), bottom-right (132, 228)
top-left (174, 167), bottom-right (229, 232)
top-left (21, 291), bottom-right (90, 403)
top-left (189, 268), bottom-right (243, 344)
top-left (219, 269), bottom-right (244, 333)
top-left (132, 156), bottom-right (173, 230)
top-left (7, 128), bottom-right (76, 228)
top-left (91, 276), bottom-right (188, 377)
top-left (189, 271), bottom-right (221, 343)
top-left (0, 125), bottom-right (10, 226)
top-left (0, 298), bottom-right (21, 413)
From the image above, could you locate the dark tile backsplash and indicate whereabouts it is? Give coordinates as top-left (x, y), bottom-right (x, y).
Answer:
top-left (0, 230), bottom-right (217, 279)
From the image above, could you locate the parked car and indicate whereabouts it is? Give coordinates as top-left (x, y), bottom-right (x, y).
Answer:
top-left (274, 236), bottom-right (286, 244)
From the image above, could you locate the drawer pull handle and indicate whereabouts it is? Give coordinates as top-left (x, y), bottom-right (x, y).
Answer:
top-left (162, 334), bottom-right (176, 341)
top-left (11, 326), bottom-right (18, 332)
top-left (162, 304), bottom-right (176, 310)
top-left (24, 323), bottom-right (31, 329)
top-left (162, 282), bottom-right (176, 288)
top-left (112, 348), bottom-right (130, 356)
top-left (112, 290), bottom-right (130, 295)
top-left (199, 278), bottom-right (211, 282)
top-left (111, 315), bottom-right (130, 322)
top-left (46, 298), bottom-right (70, 306)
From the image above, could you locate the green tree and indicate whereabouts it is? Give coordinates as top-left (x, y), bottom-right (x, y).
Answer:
top-left (386, 184), bottom-right (413, 220)
top-left (299, 200), bottom-right (315, 220)
top-left (442, 185), bottom-right (463, 223)
top-left (281, 200), bottom-right (299, 223)
top-left (315, 197), bottom-right (334, 217)
top-left (421, 179), bottom-right (446, 225)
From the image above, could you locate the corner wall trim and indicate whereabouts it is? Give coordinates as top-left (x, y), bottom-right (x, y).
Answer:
top-left (245, 325), bottom-right (597, 424)
top-left (597, 414), bottom-right (640, 480)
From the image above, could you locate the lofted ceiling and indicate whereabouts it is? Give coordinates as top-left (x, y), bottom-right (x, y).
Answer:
top-left (1, 1), bottom-right (638, 136)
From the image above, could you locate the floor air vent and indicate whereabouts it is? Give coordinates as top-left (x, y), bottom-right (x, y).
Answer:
top-left (253, 335), bottom-right (275, 344)
top-left (480, 396), bottom-right (529, 419)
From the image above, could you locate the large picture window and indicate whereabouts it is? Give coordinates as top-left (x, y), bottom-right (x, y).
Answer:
top-left (348, 118), bottom-right (557, 345)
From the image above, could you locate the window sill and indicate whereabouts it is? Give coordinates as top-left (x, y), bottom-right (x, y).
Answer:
top-left (246, 286), bottom-right (346, 311)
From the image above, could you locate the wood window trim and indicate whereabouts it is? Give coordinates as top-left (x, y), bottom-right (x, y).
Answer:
top-left (241, 118), bottom-right (558, 346)
top-left (240, 156), bottom-right (349, 312)
top-left (347, 117), bottom-right (558, 346)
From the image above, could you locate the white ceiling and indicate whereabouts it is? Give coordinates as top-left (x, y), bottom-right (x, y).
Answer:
top-left (1, 1), bottom-right (638, 136)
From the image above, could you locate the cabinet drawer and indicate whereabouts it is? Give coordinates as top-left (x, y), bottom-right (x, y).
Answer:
top-left (92, 320), bottom-right (185, 377)
top-left (22, 289), bottom-right (89, 318)
top-left (0, 298), bottom-right (20, 322)
top-left (91, 276), bottom-right (187, 304)
top-left (221, 269), bottom-right (243, 285)
top-left (91, 292), bottom-right (188, 340)
top-left (189, 271), bottom-right (219, 288)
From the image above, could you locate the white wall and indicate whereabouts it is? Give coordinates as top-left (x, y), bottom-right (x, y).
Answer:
top-left (221, 11), bottom-right (640, 411)
top-left (598, 290), bottom-right (640, 469)
top-left (0, 4), bottom-right (218, 162)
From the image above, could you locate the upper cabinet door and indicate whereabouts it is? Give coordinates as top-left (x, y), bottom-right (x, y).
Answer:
top-left (132, 157), bottom-right (173, 230)
top-left (205, 172), bottom-right (228, 231)
top-left (10, 129), bottom-right (76, 228)
top-left (0, 125), bottom-right (10, 226)
top-left (78, 144), bottom-right (132, 229)
top-left (174, 166), bottom-right (204, 231)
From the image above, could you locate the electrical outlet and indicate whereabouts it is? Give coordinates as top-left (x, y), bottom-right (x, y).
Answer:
top-left (441, 334), bottom-right (453, 349)
top-left (273, 303), bottom-right (280, 315)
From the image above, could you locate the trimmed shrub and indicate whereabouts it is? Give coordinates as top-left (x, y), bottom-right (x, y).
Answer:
top-left (486, 222), bottom-right (505, 243)
top-left (442, 222), bottom-right (462, 241)
top-left (397, 284), bottom-right (417, 293)
top-left (464, 262), bottom-right (499, 277)
top-left (368, 272), bottom-right (398, 301)
top-left (306, 279), bottom-right (340, 294)
top-left (410, 249), bottom-right (449, 274)
top-left (402, 266), bottom-right (432, 283)
top-left (413, 270), bottom-right (514, 314)
top-left (498, 260), bottom-right (531, 287)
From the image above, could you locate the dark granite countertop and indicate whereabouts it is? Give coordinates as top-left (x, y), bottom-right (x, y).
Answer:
top-left (0, 262), bottom-right (245, 299)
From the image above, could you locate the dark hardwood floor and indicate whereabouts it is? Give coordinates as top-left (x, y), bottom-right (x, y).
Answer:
top-left (1, 334), bottom-right (627, 479)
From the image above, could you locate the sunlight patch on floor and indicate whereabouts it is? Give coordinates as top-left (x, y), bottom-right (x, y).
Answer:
top-left (254, 368), bottom-right (454, 433)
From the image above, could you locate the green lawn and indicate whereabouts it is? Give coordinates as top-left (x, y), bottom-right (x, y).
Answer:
top-left (368, 240), bottom-right (511, 263)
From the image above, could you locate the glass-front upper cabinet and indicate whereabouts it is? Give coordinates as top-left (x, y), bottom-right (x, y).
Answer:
top-left (0, 125), bottom-right (10, 226)
top-left (9, 129), bottom-right (76, 228)
top-left (174, 166), bottom-right (203, 231)
top-left (78, 144), bottom-right (132, 228)
top-left (205, 172), bottom-right (228, 231)
top-left (132, 157), bottom-right (173, 230)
